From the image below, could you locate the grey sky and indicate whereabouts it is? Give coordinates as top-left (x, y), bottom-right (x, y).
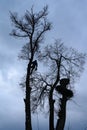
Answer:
top-left (0, 0), bottom-right (87, 130)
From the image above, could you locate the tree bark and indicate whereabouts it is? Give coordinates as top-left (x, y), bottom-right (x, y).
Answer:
top-left (56, 96), bottom-right (67, 130)
top-left (25, 62), bottom-right (32, 130)
top-left (49, 88), bottom-right (55, 130)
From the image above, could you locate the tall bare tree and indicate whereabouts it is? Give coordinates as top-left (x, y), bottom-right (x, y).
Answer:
top-left (10, 6), bottom-right (51, 130)
top-left (32, 40), bottom-right (86, 130)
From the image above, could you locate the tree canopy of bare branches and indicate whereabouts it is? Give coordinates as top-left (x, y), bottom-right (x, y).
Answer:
top-left (31, 40), bottom-right (86, 130)
top-left (10, 6), bottom-right (51, 130)
top-left (10, 5), bottom-right (86, 130)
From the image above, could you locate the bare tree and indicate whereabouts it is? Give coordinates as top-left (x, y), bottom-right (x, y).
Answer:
top-left (32, 40), bottom-right (86, 130)
top-left (10, 6), bottom-right (51, 130)
top-left (55, 78), bottom-right (73, 130)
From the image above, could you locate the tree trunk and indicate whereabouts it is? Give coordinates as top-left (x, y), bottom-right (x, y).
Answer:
top-left (56, 96), bottom-right (67, 130)
top-left (49, 88), bottom-right (55, 130)
top-left (25, 62), bottom-right (32, 130)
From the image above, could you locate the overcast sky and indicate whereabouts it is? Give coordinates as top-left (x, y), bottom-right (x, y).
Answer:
top-left (0, 0), bottom-right (87, 130)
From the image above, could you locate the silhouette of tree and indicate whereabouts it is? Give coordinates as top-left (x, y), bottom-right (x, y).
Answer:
top-left (55, 78), bottom-right (73, 130)
top-left (10, 6), bottom-right (51, 130)
top-left (32, 40), bottom-right (86, 130)
top-left (10, 5), bottom-right (86, 130)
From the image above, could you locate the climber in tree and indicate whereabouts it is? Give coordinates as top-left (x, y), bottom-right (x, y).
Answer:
top-left (31, 60), bottom-right (38, 73)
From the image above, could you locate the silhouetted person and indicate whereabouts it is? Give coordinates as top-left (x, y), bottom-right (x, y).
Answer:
top-left (30, 60), bottom-right (38, 74)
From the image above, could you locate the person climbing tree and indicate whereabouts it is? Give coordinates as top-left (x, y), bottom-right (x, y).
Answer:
top-left (30, 60), bottom-right (38, 73)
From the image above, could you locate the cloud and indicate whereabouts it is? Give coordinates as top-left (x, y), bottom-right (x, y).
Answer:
top-left (0, 66), bottom-right (25, 130)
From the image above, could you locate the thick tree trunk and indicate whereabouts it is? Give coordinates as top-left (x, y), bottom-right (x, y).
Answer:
top-left (49, 88), bottom-right (55, 130)
top-left (56, 96), bottom-right (67, 130)
top-left (25, 63), bottom-right (32, 130)
top-left (25, 88), bottom-right (32, 130)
